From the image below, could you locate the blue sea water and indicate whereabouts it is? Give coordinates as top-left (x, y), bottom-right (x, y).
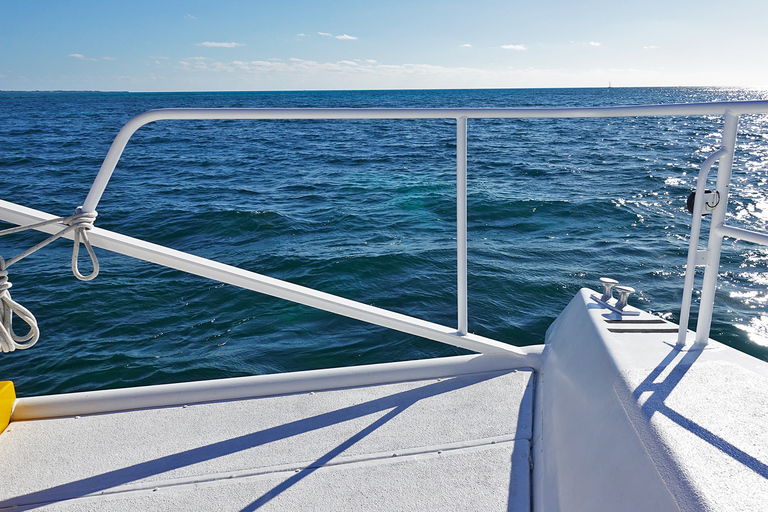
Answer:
top-left (2, 87), bottom-right (768, 397)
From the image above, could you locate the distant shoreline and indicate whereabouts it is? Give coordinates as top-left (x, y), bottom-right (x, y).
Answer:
top-left (0, 90), bottom-right (129, 94)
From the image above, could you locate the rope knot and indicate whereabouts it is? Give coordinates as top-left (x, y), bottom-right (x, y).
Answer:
top-left (65, 208), bottom-right (97, 230)
top-left (0, 258), bottom-right (38, 353)
top-left (66, 207), bottom-right (99, 281)
top-left (0, 268), bottom-right (11, 293)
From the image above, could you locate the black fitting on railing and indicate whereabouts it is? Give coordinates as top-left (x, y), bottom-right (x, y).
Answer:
top-left (687, 189), bottom-right (720, 215)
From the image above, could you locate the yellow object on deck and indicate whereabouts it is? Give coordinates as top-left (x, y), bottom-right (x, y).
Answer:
top-left (1, 381), bottom-right (15, 432)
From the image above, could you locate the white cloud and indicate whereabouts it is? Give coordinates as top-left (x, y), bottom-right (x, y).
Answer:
top-left (184, 14), bottom-right (196, 20)
top-left (318, 32), bottom-right (358, 40)
top-left (589, 41), bottom-right (601, 47)
top-left (461, 44), bottom-right (472, 48)
top-left (501, 44), bottom-right (526, 51)
top-left (69, 53), bottom-right (117, 61)
top-left (178, 56), bottom-right (215, 69)
top-left (68, 53), bottom-right (97, 61)
top-left (643, 45), bottom-right (660, 50)
top-left (166, 56), bottom-right (748, 91)
top-left (173, 58), bottom-right (518, 87)
top-left (196, 42), bottom-right (244, 48)
top-left (297, 33), bottom-right (306, 37)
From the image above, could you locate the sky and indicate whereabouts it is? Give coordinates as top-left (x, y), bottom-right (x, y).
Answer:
top-left (2, 0), bottom-right (768, 92)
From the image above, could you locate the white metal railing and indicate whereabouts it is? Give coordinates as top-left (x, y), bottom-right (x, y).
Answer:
top-left (3, 101), bottom-right (768, 358)
top-left (676, 109), bottom-right (768, 347)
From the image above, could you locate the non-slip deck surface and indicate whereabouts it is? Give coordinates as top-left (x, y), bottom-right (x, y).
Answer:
top-left (0, 368), bottom-right (533, 511)
top-left (624, 359), bottom-right (768, 512)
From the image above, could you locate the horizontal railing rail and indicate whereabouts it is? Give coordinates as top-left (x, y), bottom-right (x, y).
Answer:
top-left (3, 101), bottom-right (768, 358)
top-left (81, 101), bottom-right (768, 213)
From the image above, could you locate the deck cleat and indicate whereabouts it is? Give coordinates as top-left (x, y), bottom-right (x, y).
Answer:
top-left (599, 277), bottom-right (619, 302)
top-left (614, 285), bottom-right (635, 311)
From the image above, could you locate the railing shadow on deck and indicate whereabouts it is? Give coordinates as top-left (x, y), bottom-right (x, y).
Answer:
top-left (2, 369), bottom-right (528, 510)
top-left (630, 347), bottom-right (768, 478)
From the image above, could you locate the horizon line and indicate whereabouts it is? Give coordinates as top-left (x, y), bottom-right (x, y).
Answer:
top-left (3, 85), bottom-right (767, 94)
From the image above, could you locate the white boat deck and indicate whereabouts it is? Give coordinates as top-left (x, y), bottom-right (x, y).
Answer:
top-left (536, 289), bottom-right (768, 512)
top-left (0, 368), bottom-right (534, 511)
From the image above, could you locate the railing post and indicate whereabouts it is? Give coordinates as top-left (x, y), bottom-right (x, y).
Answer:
top-left (693, 110), bottom-right (739, 347)
top-left (676, 148), bottom-right (727, 347)
top-left (457, 116), bottom-right (468, 335)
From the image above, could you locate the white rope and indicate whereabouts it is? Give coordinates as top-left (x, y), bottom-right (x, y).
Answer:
top-left (66, 208), bottom-right (99, 281)
top-left (0, 260), bottom-right (39, 353)
top-left (0, 207), bottom-right (98, 353)
top-left (0, 207), bottom-right (99, 279)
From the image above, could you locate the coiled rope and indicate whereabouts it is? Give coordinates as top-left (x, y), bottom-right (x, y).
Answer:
top-left (0, 207), bottom-right (98, 353)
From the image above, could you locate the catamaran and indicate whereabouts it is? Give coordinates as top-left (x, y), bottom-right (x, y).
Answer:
top-left (2, 101), bottom-right (768, 511)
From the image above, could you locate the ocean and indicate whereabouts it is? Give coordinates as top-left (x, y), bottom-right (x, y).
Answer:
top-left (2, 87), bottom-right (768, 397)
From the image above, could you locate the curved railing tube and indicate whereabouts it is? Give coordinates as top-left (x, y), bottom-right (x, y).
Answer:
top-left (676, 147), bottom-right (727, 347)
top-left (82, 101), bottom-right (768, 213)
